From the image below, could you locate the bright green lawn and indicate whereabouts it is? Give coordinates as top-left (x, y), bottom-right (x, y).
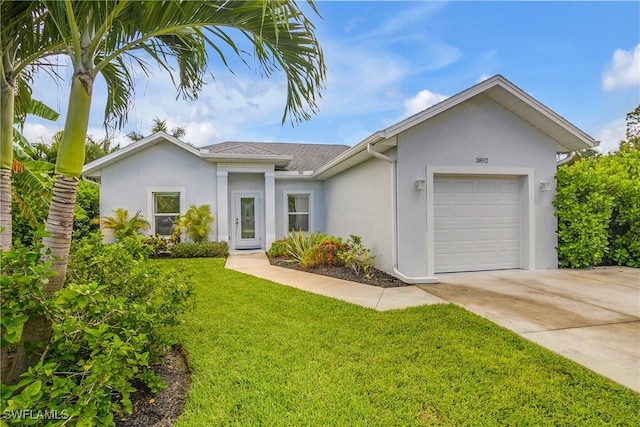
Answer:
top-left (162, 258), bottom-right (639, 426)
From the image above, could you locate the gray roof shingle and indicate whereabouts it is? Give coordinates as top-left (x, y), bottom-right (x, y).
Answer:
top-left (203, 141), bottom-right (350, 172)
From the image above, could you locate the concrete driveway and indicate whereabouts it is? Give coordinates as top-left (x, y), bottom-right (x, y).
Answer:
top-left (419, 267), bottom-right (640, 392)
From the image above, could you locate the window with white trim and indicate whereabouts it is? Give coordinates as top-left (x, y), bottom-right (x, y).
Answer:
top-left (286, 192), bottom-right (312, 232)
top-left (153, 192), bottom-right (181, 236)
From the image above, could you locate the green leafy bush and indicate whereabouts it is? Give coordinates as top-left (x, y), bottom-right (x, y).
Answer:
top-left (282, 231), bottom-right (326, 264)
top-left (337, 235), bottom-right (375, 277)
top-left (170, 241), bottom-right (229, 258)
top-left (300, 236), bottom-right (346, 270)
top-left (1, 232), bottom-right (194, 425)
top-left (1, 227), bottom-right (56, 362)
top-left (267, 238), bottom-right (289, 258)
top-left (96, 208), bottom-right (150, 241)
top-left (72, 180), bottom-right (100, 241)
top-left (176, 204), bottom-right (214, 242)
top-left (555, 150), bottom-right (640, 268)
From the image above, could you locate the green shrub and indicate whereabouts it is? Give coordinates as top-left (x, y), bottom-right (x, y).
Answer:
top-left (176, 204), bottom-right (214, 242)
top-left (96, 208), bottom-right (150, 241)
top-left (555, 159), bottom-right (613, 267)
top-left (282, 231), bottom-right (326, 264)
top-left (141, 234), bottom-right (176, 258)
top-left (1, 232), bottom-right (194, 425)
top-left (554, 150), bottom-right (640, 268)
top-left (12, 179), bottom-right (99, 246)
top-left (299, 236), bottom-right (346, 270)
top-left (600, 151), bottom-right (640, 267)
top-left (170, 241), bottom-right (229, 258)
top-left (337, 235), bottom-right (375, 278)
top-left (72, 180), bottom-right (100, 241)
top-left (267, 239), bottom-right (289, 258)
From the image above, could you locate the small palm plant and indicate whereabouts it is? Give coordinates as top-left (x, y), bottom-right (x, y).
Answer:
top-left (96, 208), bottom-right (150, 241)
top-left (176, 204), bottom-right (214, 242)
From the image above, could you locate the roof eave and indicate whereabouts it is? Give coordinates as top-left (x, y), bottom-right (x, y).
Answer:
top-left (313, 132), bottom-right (386, 179)
top-left (201, 153), bottom-right (293, 167)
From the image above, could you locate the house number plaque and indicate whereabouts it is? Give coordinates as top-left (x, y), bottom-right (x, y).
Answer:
top-left (475, 157), bottom-right (489, 164)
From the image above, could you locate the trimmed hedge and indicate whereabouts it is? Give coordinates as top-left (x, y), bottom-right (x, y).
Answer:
top-left (170, 241), bottom-right (229, 258)
top-left (554, 149), bottom-right (640, 268)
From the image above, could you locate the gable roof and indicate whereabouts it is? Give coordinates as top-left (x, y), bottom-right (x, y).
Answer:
top-left (202, 141), bottom-right (350, 172)
top-left (82, 132), bottom-right (349, 178)
top-left (83, 75), bottom-right (596, 180)
top-left (314, 75), bottom-right (598, 179)
top-left (83, 132), bottom-right (201, 177)
top-left (386, 74), bottom-right (597, 151)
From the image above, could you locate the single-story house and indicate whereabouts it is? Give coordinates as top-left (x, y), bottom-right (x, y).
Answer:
top-left (83, 75), bottom-right (597, 283)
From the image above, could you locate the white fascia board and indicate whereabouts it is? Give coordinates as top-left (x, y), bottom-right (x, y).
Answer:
top-left (82, 131), bottom-right (202, 177)
top-left (201, 153), bottom-right (292, 166)
top-left (275, 171), bottom-right (315, 179)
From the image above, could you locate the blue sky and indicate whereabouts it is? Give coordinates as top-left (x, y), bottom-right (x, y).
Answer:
top-left (26, 1), bottom-right (640, 153)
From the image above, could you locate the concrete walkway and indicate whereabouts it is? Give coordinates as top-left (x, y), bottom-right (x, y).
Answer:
top-left (226, 253), bottom-right (639, 392)
top-left (225, 252), bottom-right (445, 310)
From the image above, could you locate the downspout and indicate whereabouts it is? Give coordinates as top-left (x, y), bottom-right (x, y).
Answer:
top-left (367, 143), bottom-right (438, 284)
top-left (556, 152), bottom-right (575, 166)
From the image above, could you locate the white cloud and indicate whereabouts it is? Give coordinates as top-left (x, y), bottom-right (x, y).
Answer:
top-left (594, 119), bottom-right (626, 153)
top-left (476, 74), bottom-right (492, 83)
top-left (602, 44), bottom-right (640, 91)
top-left (403, 90), bottom-right (449, 117)
top-left (22, 123), bottom-right (58, 144)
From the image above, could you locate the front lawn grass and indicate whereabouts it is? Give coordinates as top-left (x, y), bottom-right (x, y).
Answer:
top-left (164, 258), bottom-right (639, 426)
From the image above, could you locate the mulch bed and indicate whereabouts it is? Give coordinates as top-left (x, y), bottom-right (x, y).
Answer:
top-left (268, 257), bottom-right (409, 288)
top-left (116, 345), bottom-right (191, 427)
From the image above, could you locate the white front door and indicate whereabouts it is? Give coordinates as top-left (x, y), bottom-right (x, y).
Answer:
top-left (234, 193), bottom-right (261, 249)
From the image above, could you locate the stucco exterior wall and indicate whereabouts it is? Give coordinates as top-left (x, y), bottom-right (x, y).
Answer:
top-left (323, 154), bottom-right (394, 273)
top-left (99, 141), bottom-right (216, 242)
top-left (274, 180), bottom-right (325, 239)
top-left (396, 94), bottom-right (558, 276)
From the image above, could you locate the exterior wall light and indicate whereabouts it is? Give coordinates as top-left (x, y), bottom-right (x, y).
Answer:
top-left (539, 180), bottom-right (552, 191)
top-left (415, 179), bottom-right (426, 190)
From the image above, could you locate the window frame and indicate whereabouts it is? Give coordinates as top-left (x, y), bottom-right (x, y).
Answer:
top-left (147, 187), bottom-right (185, 236)
top-left (284, 191), bottom-right (314, 233)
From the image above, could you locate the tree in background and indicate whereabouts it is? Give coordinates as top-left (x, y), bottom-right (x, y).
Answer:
top-left (127, 117), bottom-right (187, 142)
top-left (620, 105), bottom-right (639, 152)
top-left (5, 0), bottom-right (325, 383)
top-left (33, 131), bottom-right (120, 165)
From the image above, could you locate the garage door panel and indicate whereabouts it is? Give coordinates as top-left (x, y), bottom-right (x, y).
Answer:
top-left (434, 175), bottom-right (521, 273)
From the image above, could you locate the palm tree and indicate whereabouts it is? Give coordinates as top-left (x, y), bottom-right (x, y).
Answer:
top-left (11, 98), bottom-right (59, 231)
top-left (0, 1), bottom-right (63, 250)
top-left (6, 0), bottom-right (325, 383)
top-left (97, 208), bottom-right (150, 241)
top-left (176, 204), bottom-right (214, 242)
top-left (126, 117), bottom-right (187, 141)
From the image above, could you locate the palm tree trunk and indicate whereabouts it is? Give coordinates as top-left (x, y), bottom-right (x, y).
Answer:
top-left (0, 79), bottom-right (14, 250)
top-left (0, 169), bottom-right (10, 250)
top-left (1, 73), bottom-right (14, 383)
top-left (0, 168), bottom-right (11, 383)
top-left (6, 73), bottom-right (90, 384)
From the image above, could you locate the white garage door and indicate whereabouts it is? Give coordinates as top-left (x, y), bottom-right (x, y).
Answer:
top-left (434, 175), bottom-right (521, 273)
